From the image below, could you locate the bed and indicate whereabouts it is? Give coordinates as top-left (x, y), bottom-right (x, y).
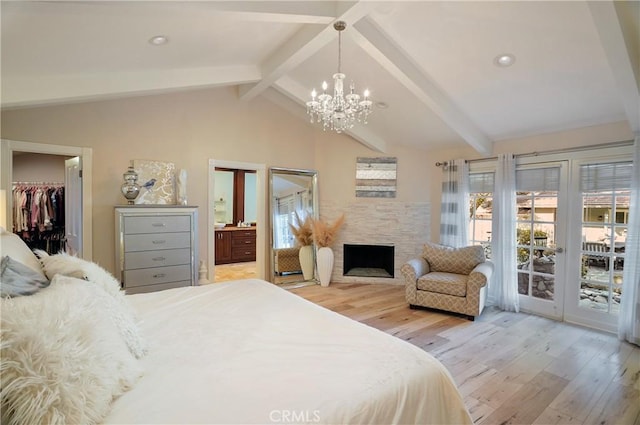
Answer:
top-left (0, 228), bottom-right (472, 425)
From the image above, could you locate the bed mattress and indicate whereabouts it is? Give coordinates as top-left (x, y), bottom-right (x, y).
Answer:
top-left (105, 279), bottom-right (472, 424)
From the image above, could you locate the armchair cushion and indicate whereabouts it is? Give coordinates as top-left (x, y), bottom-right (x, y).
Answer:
top-left (274, 247), bottom-right (301, 274)
top-left (417, 272), bottom-right (467, 297)
top-left (422, 242), bottom-right (485, 275)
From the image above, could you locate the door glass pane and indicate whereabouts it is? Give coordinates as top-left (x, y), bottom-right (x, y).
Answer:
top-left (517, 191), bottom-right (558, 301)
top-left (580, 187), bottom-right (629, 315)
top-left (518, 271), bottom-right (529, 295)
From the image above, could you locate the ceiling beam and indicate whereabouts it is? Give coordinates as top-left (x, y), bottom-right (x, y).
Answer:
top-left (1, 66), bottom-right (260, 109)
top-left (351, 16), bottom-right (493, 156)
top-left (269, 76), bottom-right (387, 153)
top-left (193, 1), bottom-right (337, 24)
top-left (588, 1), bottom-right (640, 133)
top-left (238, 1), bottom-right (374, 101)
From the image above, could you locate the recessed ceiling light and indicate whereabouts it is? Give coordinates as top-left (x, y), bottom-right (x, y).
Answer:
top-left (149, 35), bottom-right (169, 46)
top-left (376, 102), bottom-right (389, 109)
top-left (494, 53), bottom-right (515, 67)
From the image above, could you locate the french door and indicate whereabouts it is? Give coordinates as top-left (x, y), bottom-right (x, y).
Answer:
top-left (515, 162), bottom-right (568, 319)
top-left (469, 161), bottom-right (569, 319)
top-left (564, 159), bottom-right (632, 332)
top-left (470, 149), bottom-right (633, 332)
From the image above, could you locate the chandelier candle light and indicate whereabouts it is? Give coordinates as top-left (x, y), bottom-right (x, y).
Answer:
top-left (306, 21), bottom-right (372, 133)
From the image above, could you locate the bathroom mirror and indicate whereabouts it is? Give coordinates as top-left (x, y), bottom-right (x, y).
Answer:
top-left (269, 167), bottom-right (319, 285)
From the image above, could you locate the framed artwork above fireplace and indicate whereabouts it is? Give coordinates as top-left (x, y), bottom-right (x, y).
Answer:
top-left (355, 157), bottom-right (397, 198)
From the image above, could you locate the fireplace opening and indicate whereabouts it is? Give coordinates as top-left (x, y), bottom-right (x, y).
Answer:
top-left (343, 244), bottom-right (394, 278)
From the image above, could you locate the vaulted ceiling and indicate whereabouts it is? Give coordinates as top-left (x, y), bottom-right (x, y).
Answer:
top-left (2, 1), bottom-right (638, 154)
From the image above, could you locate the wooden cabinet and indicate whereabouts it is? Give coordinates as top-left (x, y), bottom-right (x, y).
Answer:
top-left (215, 227), bottom-right (256, 264)
top-left (115, 206), bottom-right (198, 294)
top-left (231, 229), bottom-right (256, 262)
top-left (214, 231), bottom-right (232, 264)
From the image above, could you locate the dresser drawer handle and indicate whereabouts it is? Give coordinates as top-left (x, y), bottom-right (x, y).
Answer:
top-left (152, 240), bottom-right (166, 244)
top-left (152, 273), bottom-right (166, 278)
top-left (245, 251), bottom-right (251, 255)
top-left (245, 240), bottom-right (251, 244)
top-left (152, 257), bottom-right (166, 261)
top-left (151, 223), bottom-right (166, 227)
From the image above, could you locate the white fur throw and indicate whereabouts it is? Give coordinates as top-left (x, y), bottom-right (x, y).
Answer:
top-left (35, 250), bottom-right (147, 358)
top-left (0, 276), bottom-right (143, 425)
top-left (35, 250), bottom-right (121, 296)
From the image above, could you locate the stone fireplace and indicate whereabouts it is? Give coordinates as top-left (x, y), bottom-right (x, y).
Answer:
top-left (320, 200), bottom-right (430, 285)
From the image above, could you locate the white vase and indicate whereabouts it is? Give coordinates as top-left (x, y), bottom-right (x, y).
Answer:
top-left (317, 247), bottom-right (334, 287)
top-left (298, 245), bottom-right (314, 281)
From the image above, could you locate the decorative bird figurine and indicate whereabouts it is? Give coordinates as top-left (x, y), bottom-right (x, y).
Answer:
top-left (142, 178), bottom-right (156, 190)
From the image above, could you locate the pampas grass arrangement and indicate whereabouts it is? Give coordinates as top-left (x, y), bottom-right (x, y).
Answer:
top-left (289, 212), bottom-right (314, 246)
top-left (311, 214), bottom-right (345, 248)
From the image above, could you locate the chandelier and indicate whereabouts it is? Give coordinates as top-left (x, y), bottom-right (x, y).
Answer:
top-left (306, 21), bottom-right (372, 133)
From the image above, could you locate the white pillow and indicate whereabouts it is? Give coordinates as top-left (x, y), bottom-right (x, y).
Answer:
top-left (0, 229), bottom-right (45, 278)
top-left (35, 251), bottom-right (147, 358)
top-left (0, 276), bottom-right (143, 425)
top-left (1, 256), bottom-right (50, 297)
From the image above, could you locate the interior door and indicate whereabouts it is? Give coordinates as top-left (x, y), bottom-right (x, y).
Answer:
top-left (515, 162), bottom-right (568, 320)
top-left (65, 156), bottom-right (82, 255)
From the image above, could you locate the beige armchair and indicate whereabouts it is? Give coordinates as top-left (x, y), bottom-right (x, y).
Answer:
top-left (274, 247), bottom-right (302, 275)
top-left (401, 242), bottom-right (493, 321)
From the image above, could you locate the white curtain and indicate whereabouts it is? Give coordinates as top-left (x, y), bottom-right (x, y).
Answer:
top-left (439, 159), bottom-right (469, 248)
top-left (490, 154), bottom-right (519, 312)
top-left (619, 134), bottom-right (640, 346)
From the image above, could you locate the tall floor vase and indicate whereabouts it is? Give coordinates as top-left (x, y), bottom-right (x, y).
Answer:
top-left (298, 245), bottom-right (314, 281)
top-left (317, 247), bottom-right (334, 287)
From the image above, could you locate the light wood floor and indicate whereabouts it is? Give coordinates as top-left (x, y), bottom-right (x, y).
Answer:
top-left (290, 283), bottom-right (640, 425)
top-left (213, 261), bottom-right (257, 282)
top-left (213, 261), bottom-right (311, 286)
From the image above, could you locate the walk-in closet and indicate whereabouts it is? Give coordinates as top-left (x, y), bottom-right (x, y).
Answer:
top-left (11, 152), bottom-right (72, 254)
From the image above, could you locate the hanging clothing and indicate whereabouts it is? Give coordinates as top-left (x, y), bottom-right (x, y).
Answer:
top-left (11, 183), bottom-right (65, 254)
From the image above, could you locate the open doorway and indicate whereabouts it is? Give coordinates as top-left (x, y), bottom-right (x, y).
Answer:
top-left (0, 140), bottom-right (93, 259)
top-left (207, 159), bottom-right (265, 283)
top-left (11, 152), bottom-right (77, 255)
top-left (213, 167), bottom-right (257, 282)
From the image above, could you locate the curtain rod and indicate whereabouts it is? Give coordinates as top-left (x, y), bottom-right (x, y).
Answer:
top-left (12, 181), bottom-right (64, 186)
top-left (435, 139), bottom-right (634, 166)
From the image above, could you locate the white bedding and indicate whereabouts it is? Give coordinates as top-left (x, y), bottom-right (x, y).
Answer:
top-left (106, 279), bottom-right (472, 425)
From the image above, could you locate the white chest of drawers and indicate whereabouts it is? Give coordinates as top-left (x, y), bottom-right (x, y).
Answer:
top-left (115, 206), bottom-right (198, 294)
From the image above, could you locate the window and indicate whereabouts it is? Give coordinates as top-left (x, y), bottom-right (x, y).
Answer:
top-left (273, 190), bottom-right (311, 249)
top-left (468, 171), bottom-right (494, 259)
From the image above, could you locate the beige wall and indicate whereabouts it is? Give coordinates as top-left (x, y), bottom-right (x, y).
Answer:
top-left (2, 86), bottom-right (431, 275)
top-left (314, 133), bottom-right (431, 204)
top-left (2, 85), bottom-right (631, 275)
top-left (12, 153), bottom-right (71, 182)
